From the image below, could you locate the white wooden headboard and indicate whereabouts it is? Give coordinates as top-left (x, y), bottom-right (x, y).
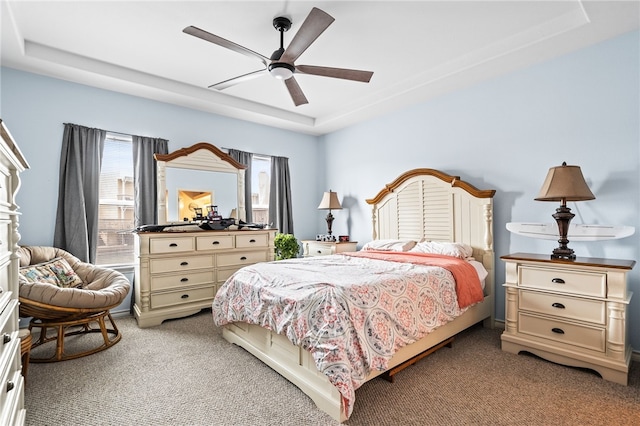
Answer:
top-left (366, 168), bottom-right (496, 292)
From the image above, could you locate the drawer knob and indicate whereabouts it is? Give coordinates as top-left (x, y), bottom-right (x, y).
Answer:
top-left (181, 294), bottom-right (189, 299)
top-left (551, 327), bottom-right (565, 334)
top-left (551, 278), bottom-right (565, 284)
top-left (6, 381), bottom-right (14, 392)
top-left (180, 278), bottom-right (189, 282)
top-left (240, 256), bottom-right (247, 261)
top-left (2, 333), bottom-right (10, 344)
top-left (316, 250), bottom-right (322, 254)
top-left (249, 239), bottom-right (256, 243)
top-left (169, 243), bottom-right (178, 247)
top-left (551, 302), bottom-right (565, 309)
top-left (180, 261), bottom-right (189, 266)
top-left (212, 241), bottom-right (220, 245)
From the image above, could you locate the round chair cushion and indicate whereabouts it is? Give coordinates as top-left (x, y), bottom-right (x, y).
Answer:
top-left (18, 246), bottom-right (130, 310)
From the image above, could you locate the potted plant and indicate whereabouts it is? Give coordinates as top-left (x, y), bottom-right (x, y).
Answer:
top-left (274, 233), bottom-right (300, 260)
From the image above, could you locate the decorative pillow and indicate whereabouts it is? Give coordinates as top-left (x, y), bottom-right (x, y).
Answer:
top-left (409, 241), bottom-right (474, 259)
top-left (19, 257), bottom-right (83, 288)
top-left (361, 239), bottom-right (417, 252)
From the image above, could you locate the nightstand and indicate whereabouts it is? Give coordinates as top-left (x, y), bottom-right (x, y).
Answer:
top-left (501, 252), bottom-right (635, 385)
top-left (301, 240), bottom-right (358, 257)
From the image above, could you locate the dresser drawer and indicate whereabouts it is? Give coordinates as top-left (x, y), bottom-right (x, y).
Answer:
top-left (149, 237), bottom-right (195, 254)
top-left (236, 234), bottom-right (268, 249)
top-left (217, 267), bottom-right (240, 283)
top-left (150, 271), bottom-right (215, 292)
top-left (0, 298), bottom-right (18, 364)
top-left (519, 290), bottom-right (606, 325)
top-left (217, 250), bottom-right (268, 267)
top-left (150, 286), bottom-right (216, 309)
top-left (518, 312), bottom-right (605, 352)
top-left (519, 266), bottom-right (606, 298)
top-left (196, 235), bottom-right (234, 251)
top-left (150, 255), bottom-right (213, 274)
top-left (0, 336), bottom-right (20, 419)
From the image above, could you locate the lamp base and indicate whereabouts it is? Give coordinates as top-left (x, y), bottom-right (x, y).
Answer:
top-left (325, 211), bottom-right (334, 236)
top-left (551, 248), bottom-right (576, 260)
top-left (551, 204), bottom-right (576, 260)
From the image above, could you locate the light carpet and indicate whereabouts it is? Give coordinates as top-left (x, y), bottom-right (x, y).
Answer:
top-left (24, 311), bottom-right (640, 425)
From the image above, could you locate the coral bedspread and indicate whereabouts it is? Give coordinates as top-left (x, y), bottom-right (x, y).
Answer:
top-left (211, 251), bottom-right (484, 419)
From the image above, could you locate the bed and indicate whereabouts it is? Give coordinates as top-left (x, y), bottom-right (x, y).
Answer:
top-left (212, 168), bottom-right (496, 422)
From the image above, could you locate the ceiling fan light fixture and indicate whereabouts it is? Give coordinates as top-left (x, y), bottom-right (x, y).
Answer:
top-left (268, 62), bottom-right (295, 80)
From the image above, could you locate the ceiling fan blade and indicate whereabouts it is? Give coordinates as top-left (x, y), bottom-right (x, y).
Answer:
top-left (295, 65), bottom-right (373, 83)
top-left (280, 8), bottom-right (334, 64)
top-left (209, 69), bottom-right (267, 90)
top-left (183, 26), bottom-right (269, 67)
top-left (284, 77), bottom-right (309, 106)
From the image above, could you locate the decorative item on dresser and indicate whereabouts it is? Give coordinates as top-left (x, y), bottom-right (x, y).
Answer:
top-left (317, 190), bottom-right (342, 236)
top-left (301, 239), bottom-right (357, 257)
top-left (534, 162), bottom-right (596, 260)
top-left (134, 228), bottom-right (276, 328)
top-left (501, 252), bottom-right (635, 385)
top-left (0, 119), bottom-right (30, 425)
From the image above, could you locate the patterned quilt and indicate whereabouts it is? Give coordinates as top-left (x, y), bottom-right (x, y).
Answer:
top-left (211, 252), bottom-right (484, 419)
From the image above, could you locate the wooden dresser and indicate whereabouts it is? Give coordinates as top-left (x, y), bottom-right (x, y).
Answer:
top-left (301, 240), bottom-right (358, 257)
top-left (0, 120), bottom-right (29, 425)
top-left (501, 252), bottom-right (635, 385)
top-left (134, 229), bottom-right (276, 327)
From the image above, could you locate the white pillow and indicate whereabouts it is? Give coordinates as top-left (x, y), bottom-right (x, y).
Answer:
top-left (361, 239), bottom-right (417, 252)
top-left (409, 241), bottom-right (473, 259)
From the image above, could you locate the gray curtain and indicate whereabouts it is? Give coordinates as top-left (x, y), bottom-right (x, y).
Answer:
top-left (132, 136), bottom-right (168, 227)
top-left (269, 156), bottom-right (294, 234)
top-left (227, 149), bottom-right (253, 222)
top-left (54, 123), bottom-right (106, 263)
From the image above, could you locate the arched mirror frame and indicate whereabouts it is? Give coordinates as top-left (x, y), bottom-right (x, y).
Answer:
top-left (155, 142), bottom-right (247, 224)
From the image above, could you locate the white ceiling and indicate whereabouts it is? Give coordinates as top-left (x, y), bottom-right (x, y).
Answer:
top-left (2, 1), bottom-right (639, 135)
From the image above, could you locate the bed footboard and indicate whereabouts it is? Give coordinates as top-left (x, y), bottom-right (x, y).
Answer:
top-left (221, 294), bottom-right (492, 423)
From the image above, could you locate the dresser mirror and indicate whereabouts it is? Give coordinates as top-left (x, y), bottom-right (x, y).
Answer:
top-left (155, 143), bottom-right (247, 224)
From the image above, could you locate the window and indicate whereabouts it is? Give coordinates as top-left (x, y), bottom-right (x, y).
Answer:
top-left (96, 134), bottom-right (134, 265)
top-left (250, 155), bottom-right (271, 224)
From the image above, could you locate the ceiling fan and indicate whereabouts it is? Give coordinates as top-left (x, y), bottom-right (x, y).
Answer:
top-left (183, 7), bottom-right (374, 106)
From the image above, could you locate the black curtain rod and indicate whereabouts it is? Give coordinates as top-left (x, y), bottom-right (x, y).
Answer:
top-left (63, 123), bottom-right (163, 140)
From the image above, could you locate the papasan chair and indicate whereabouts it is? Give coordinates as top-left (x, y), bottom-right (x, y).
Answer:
top-left (18, 246), bottom-right (130, 362)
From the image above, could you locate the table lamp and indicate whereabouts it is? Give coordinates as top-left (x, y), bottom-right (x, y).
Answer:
top-left (535, 162), bottom-right (595, 260)
top-left (317, 190), bottom-right (342, 236)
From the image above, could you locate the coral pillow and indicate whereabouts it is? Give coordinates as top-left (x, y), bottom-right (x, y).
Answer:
top-left (19, 257), bottom-right (84, 288)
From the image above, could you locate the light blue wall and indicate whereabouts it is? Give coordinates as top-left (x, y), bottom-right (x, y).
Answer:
top-left (1, 31), bottom-right (638, 349)
top-left (321, 31), bottom-right (640, 349)
top-left (0, 68), bottom-right (321, 245)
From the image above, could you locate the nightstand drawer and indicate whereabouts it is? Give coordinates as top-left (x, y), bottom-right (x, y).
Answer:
top-left (306, 245), bottom-right (335, 257)
top-left (519, 290), bottom-right (606, 325)
top-left (518, 312), bottom-right (605, 352)
top-left (519, 266), bottom-right (606, 298)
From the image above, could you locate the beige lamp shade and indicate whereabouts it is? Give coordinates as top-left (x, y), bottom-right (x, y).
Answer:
top-left (318, 190), bottom-right (342, 210)
top-left (535, 162), bottom-right (595, 202)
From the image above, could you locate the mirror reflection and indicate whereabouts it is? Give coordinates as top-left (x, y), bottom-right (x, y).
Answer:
top-left (164, 167), bottom-right (238, 222)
